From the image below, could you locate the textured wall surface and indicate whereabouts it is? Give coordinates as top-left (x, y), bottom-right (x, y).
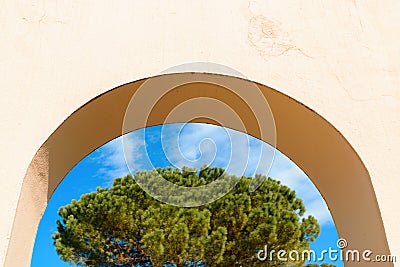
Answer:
top-left (0, 1), bottom-right (399, 266)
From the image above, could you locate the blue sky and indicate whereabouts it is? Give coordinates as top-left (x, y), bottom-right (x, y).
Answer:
top-left (31, 123), bottom-right (343, 266)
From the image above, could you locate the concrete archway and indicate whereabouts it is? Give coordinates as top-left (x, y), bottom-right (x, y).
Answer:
top-left (4, 73), bottom-right (391, 266)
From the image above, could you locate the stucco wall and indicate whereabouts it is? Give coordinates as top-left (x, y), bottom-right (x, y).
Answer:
top-left (0, 1), bottom-right (399, 266)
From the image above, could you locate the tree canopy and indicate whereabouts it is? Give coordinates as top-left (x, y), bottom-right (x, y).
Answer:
top-left (52, 166), bottom-right (332, 266)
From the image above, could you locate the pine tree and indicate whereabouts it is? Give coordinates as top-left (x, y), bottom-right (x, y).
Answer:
top-left (52, 166), bottom-right (333, 266)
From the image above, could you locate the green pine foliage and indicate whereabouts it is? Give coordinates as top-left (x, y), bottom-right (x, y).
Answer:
top-left (52, 166), bottom-right (332, 267)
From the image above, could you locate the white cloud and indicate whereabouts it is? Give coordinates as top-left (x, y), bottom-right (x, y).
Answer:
top-left (268, 152), bottom-right (333, 226)
top-left (91, 133), bottom-right (145, 185)
top-left (159, 123), bottom-right (274, 178)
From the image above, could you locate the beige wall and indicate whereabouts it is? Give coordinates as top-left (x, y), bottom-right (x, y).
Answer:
top-left (0, 1), bottom-right (399, 266)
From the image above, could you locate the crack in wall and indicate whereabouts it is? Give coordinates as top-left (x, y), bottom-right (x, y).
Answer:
top-left (247, 2), bottom-right (311, 61)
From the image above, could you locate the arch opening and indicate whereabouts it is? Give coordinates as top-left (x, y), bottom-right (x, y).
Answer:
top-left (31, 123), bottom-right (343, 266)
